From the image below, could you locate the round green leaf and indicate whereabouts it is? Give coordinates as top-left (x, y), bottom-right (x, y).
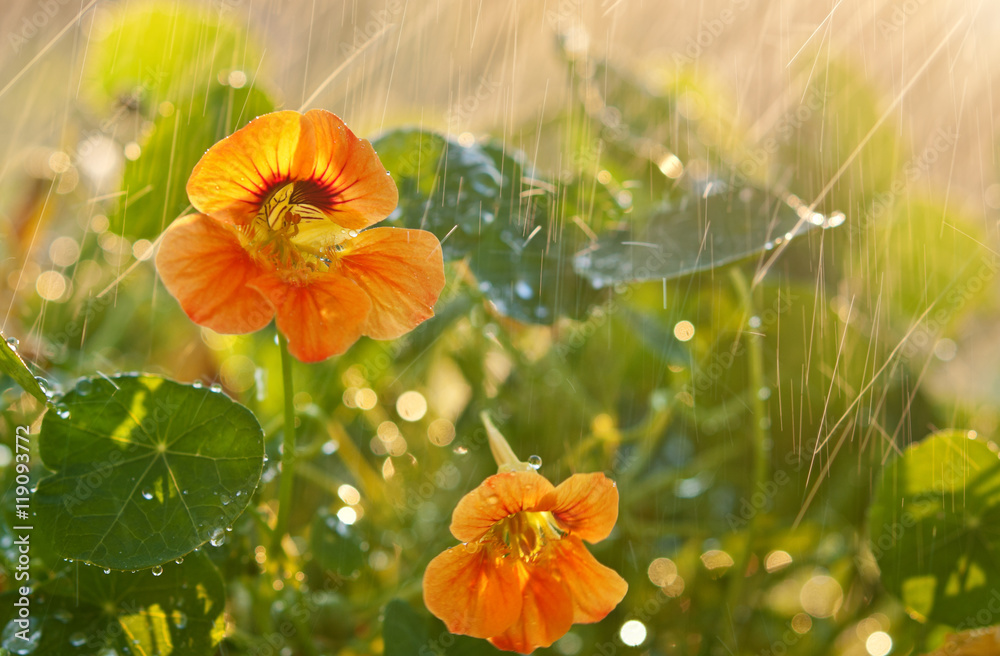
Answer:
top-left (869, 429), bottom-right (1000, 626)
top-left (0, 550), bottom-right (225, 655)
top-left (374, 129), bottom-right (625, 324)
top-left (36, 375), bottom-right (264, 570)
top-left (573, 184), bottom-right (843, 285)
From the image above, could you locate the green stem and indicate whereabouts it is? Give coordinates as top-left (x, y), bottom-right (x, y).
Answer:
top-left (721, 269), bottom-right (771, 650)
top-left (274, 332), bottom-right (297, 550)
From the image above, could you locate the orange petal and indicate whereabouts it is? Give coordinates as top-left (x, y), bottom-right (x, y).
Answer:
top-left (303, 109), bottom-right (398, 230)
top-left (336, 227), bottom-right (445, 340)
top-left (451, 472), bottom-right (556, 543)
top-left (489, 564), bottom-right (574, 654)
top-left (155, 214), bottom-right (274, 334)
top-left (539, 473), bottom-right (620, 543)
top-left (248, 272), bottom-right (371, 362)
top-left (423, 545), bottom-right (522, 639)
top-left (553, 537), bottom-right (628, 623)
top-left (187, 111), bottom-right (316, 225)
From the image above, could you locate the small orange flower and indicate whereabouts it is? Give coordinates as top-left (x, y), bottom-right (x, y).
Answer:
top-left (423, 415), bottom-right (627, 654)
top-left (155, 109), bottom-right (445, 362)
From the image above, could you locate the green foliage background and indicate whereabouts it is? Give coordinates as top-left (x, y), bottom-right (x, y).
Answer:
top-left (0, 2), bottom-right (996, 655)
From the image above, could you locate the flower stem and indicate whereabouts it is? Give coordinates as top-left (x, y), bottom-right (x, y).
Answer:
top-left (722, 269), bottom-right (771, 648)
top-left (274, 332), bottom-right (297, 550)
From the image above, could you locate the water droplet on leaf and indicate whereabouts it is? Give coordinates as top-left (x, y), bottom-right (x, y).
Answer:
top-left (151, 565), bottom-right (163, 576)
top-left (209, 528), bottom-right (226, 547)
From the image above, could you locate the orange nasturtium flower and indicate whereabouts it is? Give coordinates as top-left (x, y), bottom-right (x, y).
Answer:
top-left (155, 109), bottom-right (445, 362)
top-left (423, 414), bottom-right (627, 653)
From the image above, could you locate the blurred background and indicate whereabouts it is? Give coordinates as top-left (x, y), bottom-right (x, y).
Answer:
top-left (1, 1), bottom-right (999, 655)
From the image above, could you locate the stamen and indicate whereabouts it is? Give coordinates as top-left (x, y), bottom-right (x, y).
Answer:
top-left (488, 511), bottom-right (565, 562)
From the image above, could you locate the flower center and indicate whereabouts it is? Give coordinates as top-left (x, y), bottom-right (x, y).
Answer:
top-left (258, 181), bottom-right (329, 231)
top-left (245, 181), bottom-right (355, 275)
top-left (487, 510), bottom-right (565, 562)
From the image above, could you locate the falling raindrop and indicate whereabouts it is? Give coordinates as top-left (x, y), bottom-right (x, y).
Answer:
top-left (514, 280), bottom-right (533, 300)
top-left (527, 455), bottom-right (543, 470)
top-left (151, 565), bottom-right (163, 576)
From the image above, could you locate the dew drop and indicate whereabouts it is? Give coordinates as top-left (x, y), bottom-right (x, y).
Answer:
top-left (191, 381), bottom-right (203, 389)
top-left (486, 495), bottom-right (499, 505)
top-left (763, 241), bottom-right (774, 251)
top-left (210, 383), bottom-right (223, 393)
top-left (103, 568), bottom-right (111, 574)
top-left (348, 229), bottom-right (359, 238)
top-left (151, 565), bottom-right (163, 576)
top-left (175, 557), bottom-right (184, 565)
top-left (527, 455), bottom-right (543, 470)
top-left (141, 489), bottom-right (154, 501)
top-left (463, 541), bottom-right (482, 554)
top-left (5, 337), bottom-right (19, 349)
top-left (76, 379), bottom-right (93, 396)
top-left (54, 405), bottom-right (71, 420)
top-left (209, 528), bottom-right (226, 547)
